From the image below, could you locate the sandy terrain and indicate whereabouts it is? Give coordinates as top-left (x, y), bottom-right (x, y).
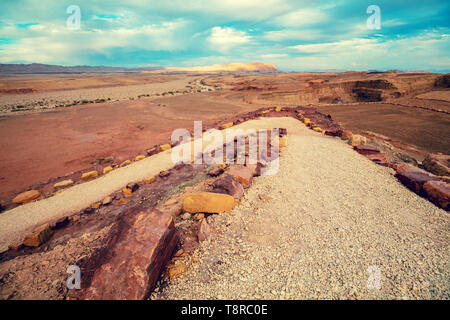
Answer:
top-left (0, 70), bottom-right (448, 209)
top-left (0, 92), bottom-right (263, 200)
top-left (0, 75), bottom-right (213, 114)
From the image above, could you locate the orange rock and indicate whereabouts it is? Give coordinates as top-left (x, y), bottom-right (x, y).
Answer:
top-left (303, 118), bottom-right (311, 125)
top-left (82, 170), bottom-right (98, 180)
top-left (159, 144), bottom-right (171, 152)
top-left (23, 224), bottom-right (53, 247)
top-left (313, 127), bottom-right (325, 134)
top-left (168, 263), bottom-right (188, 281)
top-left (91, 202), bottom-right (101, 209)
top-left (144, 176), bottom-right (156, 184)
top-left (13, 190), bottom-right (41, 204)
top-left (103, 166), bottom-right (113, 174)
top-left (341, 130), bottom-right (352, 140)
top-left (221, 122), bottom-right (233, 129)
top-left (183, 192), bottom-right (235, 213)
top-left (261, 110), bottom-right (270, 115)
top-left (118, 198), bottom-right (129, 205)
top-left (348, 134), bottom-right (366, 146)
top-left (135, 155), bottom-right (146, 161)
top-left (123, 187), bottom-right (132, 196)
top-left (119, 160), bottom-right (131, 167)
top-left (226, 165), bottom-right (253, 188)
top-left (275, 106), bottom-right (282, 112)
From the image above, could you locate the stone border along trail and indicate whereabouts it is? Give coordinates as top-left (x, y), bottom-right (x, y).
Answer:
top-left (0, 116), bottom-right (289, 252)
top-left (153, 117), bottom-right (449, 300)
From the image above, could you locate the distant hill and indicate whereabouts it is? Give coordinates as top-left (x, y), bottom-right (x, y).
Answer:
top-left (165, 62), bottom-right (280, 73)
top-left (0, 63), bottom-right (163, 74)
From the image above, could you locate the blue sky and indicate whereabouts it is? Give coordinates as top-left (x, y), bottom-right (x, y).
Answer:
top-left (0, 0), bottom-right (449, 71)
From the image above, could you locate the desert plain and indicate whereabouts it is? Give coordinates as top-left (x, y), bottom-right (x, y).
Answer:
top-left (0, 64), bottom-right (448, 300)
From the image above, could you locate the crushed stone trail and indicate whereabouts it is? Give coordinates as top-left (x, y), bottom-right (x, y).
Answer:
top-left (153, 117), bottom-right (449, 299)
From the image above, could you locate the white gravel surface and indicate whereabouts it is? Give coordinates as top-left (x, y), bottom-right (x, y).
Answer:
top-left (153, 117), bottom-right (449, 300)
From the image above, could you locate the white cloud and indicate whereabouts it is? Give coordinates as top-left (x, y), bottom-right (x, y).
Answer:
top-left (273, 8), bottom-right (328, 27)
top-left (0, 20), bottom-right (189, 64)
top-left (208, 26), bottom-right (251, 53)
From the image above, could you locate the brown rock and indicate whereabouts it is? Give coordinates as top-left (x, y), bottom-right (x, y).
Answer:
top-left (422, 154), bottom-right (450, 177)
top-left (225, 165), bottom-right (253, 188)
top-left (146, 146), bottom-right (158, 156)
top-left (23, 224), bottom-right (53, 247)
top-left (395, 170), bottom-right (440, 195)
top-left (208, 166), bottom-right (224, 177)
top-left (354, 145), bottom-right (380, 155)
top-left (423, 180), bottom-right (450, 210)
top-left (13, 190), bottom-right (41, 204)
top-left (183, 192), bottom-right (235, 214)
top-left (198, 219), bottom-right (211, 241)
top-left (159, 170), bottom-right (170, 178)
top-left (126, 182), bottom-right (140, 193)
top-left (212, 175), bottom-right (244, 201)
top-left (365, 153), bottom-right (387, 164)
top-left (79, 207), bottom-right (178, 300)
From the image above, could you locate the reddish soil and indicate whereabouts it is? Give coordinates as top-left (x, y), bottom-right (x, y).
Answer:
top-left (0, 93), bottom-right (262, 199)
top-left (317, 103), bottom-right (450, 154)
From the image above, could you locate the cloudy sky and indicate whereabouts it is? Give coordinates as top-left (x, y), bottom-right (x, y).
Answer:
top-left (0, 0), bottom-right (449, 71)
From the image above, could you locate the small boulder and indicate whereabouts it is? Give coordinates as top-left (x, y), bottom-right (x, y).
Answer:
top-left (354, 145), bottom-right (380, 155)
top-left (183, 192), bottom-right (234, 214)
top-left (212, 175), bottom-right (244, 201)
top-left (395, 170), bottom-right (440, 195)
top-left (103, 166), bottom-right (113, 174)
top-left (135, 155), bottom-right (146, 161)
top-left (348, 134), bottom-right (366, 146)
top-left (23, 224), bottom-right (53, 247)
top-left (423, 180), bottom-right (450, 210)
top-left (198, 219), bottom-right (211, 241)
top-left (159, 170), bottom-right (170, 178)
top-left (159, 144), bottom-right (171, 152)
top-left (422, 153), bottom-right (450, 177)
top-left (225, 165), bottom-right (253, 188)
top-left (13, 190), bottom-right (41, 204)
top-left (221, 122), bottom-right (233, 129)
top-left (119, 160), bottom-right (131, 167)
top-left (102, 196), bottom-right (112, 205)
top-left (53, 179), bottom-right (74, 190)
top-left (81, 170), bottom-right (98, 180)
top-left (144, 176), bottom-right (156, 184)
top-left (208, 166), bottom-right (224, 177)
top-left (341, 130), bottom-right (352, 140)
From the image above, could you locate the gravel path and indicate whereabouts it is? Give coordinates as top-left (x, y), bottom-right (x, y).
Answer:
top-left (153, 117), bottom-right (449, 300)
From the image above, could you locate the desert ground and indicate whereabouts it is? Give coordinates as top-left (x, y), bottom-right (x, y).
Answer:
top-left (0, 68), bottom-right (448, 300)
